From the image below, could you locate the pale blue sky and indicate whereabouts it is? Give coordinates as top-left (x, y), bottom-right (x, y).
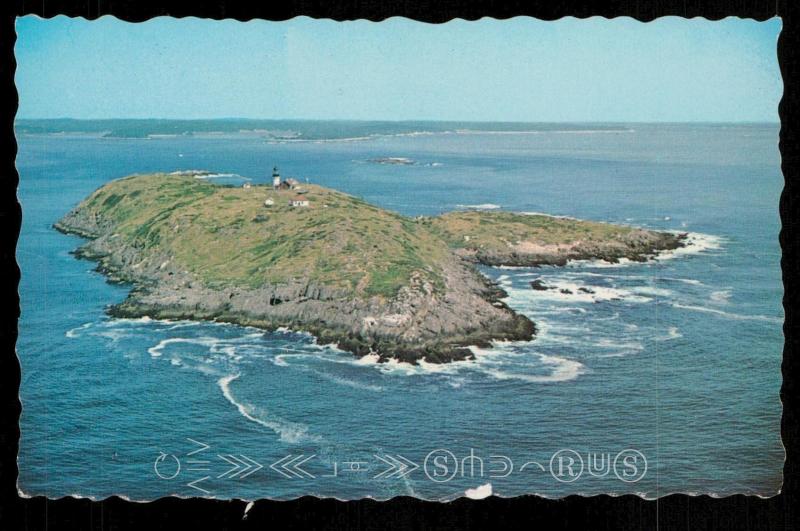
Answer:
top-left (15, 16), bottom-right (782, 122)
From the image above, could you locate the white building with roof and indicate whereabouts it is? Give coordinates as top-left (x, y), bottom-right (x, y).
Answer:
top-left (289, 195), bottom-right (310, 207)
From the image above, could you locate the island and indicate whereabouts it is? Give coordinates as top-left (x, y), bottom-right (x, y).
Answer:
top-left (367, 157), bottom-right (415, 165)
top-left (55, 172), bottom-right (686, 363)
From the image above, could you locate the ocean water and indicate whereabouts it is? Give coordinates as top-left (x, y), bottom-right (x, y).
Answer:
top-left (16, 123), bottom-right (784, 500)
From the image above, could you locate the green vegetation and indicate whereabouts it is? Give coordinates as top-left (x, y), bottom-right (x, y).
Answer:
top-left (426, 210), bottom-right (639, 251)
top-left (71, 173), bottom-right (449, 297)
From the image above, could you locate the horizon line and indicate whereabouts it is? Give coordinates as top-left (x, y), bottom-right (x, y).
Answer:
top-left (14, 117), bottom-right (782, 125)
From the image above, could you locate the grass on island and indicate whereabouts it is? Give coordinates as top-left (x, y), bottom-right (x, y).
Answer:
top-left (75, 173), bottom-right (449, 297)
top-left (424, 210), bottom-right (639, 252)
top-left (72, 173), bottom-right (651, 298)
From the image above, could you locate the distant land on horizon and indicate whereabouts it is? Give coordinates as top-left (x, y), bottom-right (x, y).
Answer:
top-left (14, 118), bottom-right (779, 140)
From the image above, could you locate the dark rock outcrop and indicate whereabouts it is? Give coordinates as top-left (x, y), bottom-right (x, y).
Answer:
top-left (530, 279), bottom-right (552, 291)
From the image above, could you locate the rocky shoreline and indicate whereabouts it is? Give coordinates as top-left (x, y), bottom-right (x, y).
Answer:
top-left (55, 207), bottom-right (535, 364)
top-left (449, 229), bottom-right (687, 267)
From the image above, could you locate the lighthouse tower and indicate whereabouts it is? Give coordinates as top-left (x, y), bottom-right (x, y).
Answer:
top-left (272, 166), bottom-right (281, 189)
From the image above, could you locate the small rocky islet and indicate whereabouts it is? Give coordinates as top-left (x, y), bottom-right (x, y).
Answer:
top-left (55, 171), bottom-right (686, 363)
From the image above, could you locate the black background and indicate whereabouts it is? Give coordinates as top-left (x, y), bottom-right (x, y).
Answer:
top-left (1, 1), bottom-right (797, 529)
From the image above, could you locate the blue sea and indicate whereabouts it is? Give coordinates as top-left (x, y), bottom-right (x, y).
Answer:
top-left (16, 122), bottom-right (784, 500)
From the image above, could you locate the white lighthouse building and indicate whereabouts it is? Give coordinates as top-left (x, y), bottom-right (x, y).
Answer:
top-left (272, 166), bottom-right (281, 189)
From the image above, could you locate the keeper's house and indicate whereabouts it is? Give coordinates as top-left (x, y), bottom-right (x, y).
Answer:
top-left (289, 195), bottom-right (310, 208)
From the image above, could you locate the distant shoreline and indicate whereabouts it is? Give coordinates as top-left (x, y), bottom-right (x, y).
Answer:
top-left (15, 119), bottom-right (778, 141)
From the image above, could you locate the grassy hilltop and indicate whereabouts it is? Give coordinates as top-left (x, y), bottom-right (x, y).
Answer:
top-left (55, 172), bottom-right (683, 362)
top-left (426, 210), bottom-right (684, 266)
top-left (61, 173), bottom-right (448, 298)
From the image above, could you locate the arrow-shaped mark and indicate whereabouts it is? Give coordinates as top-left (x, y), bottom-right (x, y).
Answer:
top-left (217, 454), bottom-right (263, 479)
top-left (374, 454), bottom-right (419, 479)
top-left (186, 476), bottom-right (211, 495)
top-left (270, 455), bottom-right (295, 478)
top-left (186, 438), bottom-right (211, 456)
top-left (238, 454), bottom-right (264, 478)
top-left (393, 455), bottom-right (419, 478)
top-left (270, 454), bottom-right (316, 479)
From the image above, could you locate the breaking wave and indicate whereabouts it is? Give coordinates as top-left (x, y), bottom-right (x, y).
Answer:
top-left (671, 303), bottom-right (782, 324)
top-left (655, 232), bottom-right (725, 261)
top-left (473, 352), bottom-right (585, 383)
top-left (218, 374), bottom-right (320, 443)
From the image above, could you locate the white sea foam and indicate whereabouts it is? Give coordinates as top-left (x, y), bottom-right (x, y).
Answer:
top-left (566, 257), bottom-right (637, 268)
top-left (710, 289), bottom-right (732, 304)
top-left (272, 351), bottom-right (319, 367)
top-left (309, 339), bottom-right (343, 351)
top-left (456, 203), bottom-right (501, 210)
top-left (339, 347), bottom-right (493, 378)
top-left (654, 327), bottom-right (683, 341)
top-left (167, 321), bottom-right (201, 330)
top-left (146, 336), bottom-right (230, 358)
top-left (448, 378), bottom-right (465, 389)
top-left (549, 306), bottom-right (589, 314)
top-left (657, 277), bottom-right (704, 286)
top-left (212, 345), bottom-right (238, 358)
top-left (101, 316), bottom-right (198, 329)
top-left (587, 311), bottom-right (620, 321)
top-left (317, 352), bottom-right (435, 376)
top-left (294, 330), bottom-right (583, 384)
top-left (519, 211), bottom-right (578, 220)
top-left (504, 281), bottom-right (651, 305)
top-left (417, 358), bottom-right (464, 374)
top-left (169, 169), bottom-right (213, 175)
top-left (493, 264), bottom-right (536, 270)
top-left (217, 374), bottom-right (319, 443)
top-left (95, 328), bottom-right (132, 343)
top-left (65, 322), bottom-right (93, 338)
top-left (655, 232), bottom-right (725, 261)
top-left (671, 303), bottom-right (782, 324)
top-left (629, 286), bottom-right (673, 298)
top-left (272, 354), bottom-right (291, 367)
top-left (192, 363), bottom-right (224, 377)
top-left (354, 353), bottom-right (381, 365)
top-left (375, 357), bottom-right (428, 376)
top-left (555, 232), bottom-right (723, 269)
top-left (478, 354), bottom-right (585, 383)
top-left (308, 369), bottom-right (383, 392)
top-left (594, 338), bottom-right (644, 351)
top-left (595, 352), bottom-right (629, 358)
